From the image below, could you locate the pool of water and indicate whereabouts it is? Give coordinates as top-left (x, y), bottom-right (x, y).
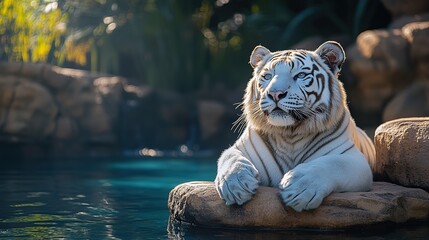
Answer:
top-left (0, 157), bottom-right (428, 239)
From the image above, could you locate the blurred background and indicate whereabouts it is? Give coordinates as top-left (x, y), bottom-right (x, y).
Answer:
top-left (2, 1), bottom-right (429, 239)
top-left (1, 0), bottom-right (428, 158)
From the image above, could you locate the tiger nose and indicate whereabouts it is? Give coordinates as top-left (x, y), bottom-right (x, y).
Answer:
top-left (268, 91), bottom-right (287, 102)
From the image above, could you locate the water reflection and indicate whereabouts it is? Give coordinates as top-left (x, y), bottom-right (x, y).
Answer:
top-left (0, 157), bottom-right (216, 239)
top-left (0, 158), bottom-right (427, 239)
top-left (1, 187), bottom-right (119, 239)
top-left (168, 218), bottom-right (429, 240)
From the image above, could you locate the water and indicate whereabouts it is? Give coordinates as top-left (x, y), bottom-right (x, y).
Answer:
top-left (0, 157), bottom-right (215, 239)
top-left (0, 157), bottom-right (428, 239)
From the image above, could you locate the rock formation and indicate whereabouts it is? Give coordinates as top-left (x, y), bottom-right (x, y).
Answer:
top-left (0, 62), bottom-right (240, 156)
top-left (347, 2), bottom-right (429, 124)
top-left (0, 63), bottom-right (123, 144)
top-left (374, 117), bottom-right (429, 190)
top-left (168, 181), bottom-right (429, 229)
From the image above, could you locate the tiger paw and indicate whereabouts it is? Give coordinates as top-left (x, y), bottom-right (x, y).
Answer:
top-left (215, 162), bottom-right (260, 205)
top-left (278, 166), bottom-right (332, 212)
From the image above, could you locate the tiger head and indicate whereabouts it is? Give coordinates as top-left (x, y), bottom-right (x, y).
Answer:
top-left (243, 41), bottom-right (347, 135)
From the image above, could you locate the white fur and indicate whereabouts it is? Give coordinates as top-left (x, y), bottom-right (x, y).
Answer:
top-left (215, 42), bottom-right (375, 212)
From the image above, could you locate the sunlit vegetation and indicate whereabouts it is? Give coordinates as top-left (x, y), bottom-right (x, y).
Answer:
top-left (0, 0), bottom-right (389, 91)
top-left (0, 0), bottom-right (66, 63)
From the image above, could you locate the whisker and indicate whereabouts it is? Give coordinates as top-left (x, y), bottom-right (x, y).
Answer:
top-left (233, 102), bottom-right (244, 110)
top-left (232, 115), bottom-right (246, 133)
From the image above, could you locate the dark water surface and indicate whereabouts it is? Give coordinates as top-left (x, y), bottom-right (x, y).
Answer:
top-left (0, 157), bottom-right (428, 239)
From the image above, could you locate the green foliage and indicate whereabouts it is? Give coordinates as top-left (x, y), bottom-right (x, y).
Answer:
top-left (0, 0), bottom-right (388, 92)
top-left (62, 0), bottom-right (209, 91)
top-left (0, 0), bottom-right (67, 62)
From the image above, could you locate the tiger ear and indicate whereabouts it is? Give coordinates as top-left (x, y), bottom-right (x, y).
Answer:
top-left (250, 45), bottom-right (271, 68)
top-left (315, 41), bottom-right (345, 76)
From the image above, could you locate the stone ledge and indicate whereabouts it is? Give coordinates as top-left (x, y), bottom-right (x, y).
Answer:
top-left (168, 181), bottom-right (429, 229)
top-left (374, 117), bottom-right (429, 190)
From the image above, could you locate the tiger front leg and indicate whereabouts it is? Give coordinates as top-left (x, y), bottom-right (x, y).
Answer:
top-left (215, 148), bottom-right (260, 205)
top-left (278, 153), bottom-right (372, 212)
top-left (278, 163), bottom-right (333, 212)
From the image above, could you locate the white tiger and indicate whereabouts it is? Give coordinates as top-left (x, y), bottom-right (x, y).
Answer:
top-left (214, 41), bottom-right (375, 212)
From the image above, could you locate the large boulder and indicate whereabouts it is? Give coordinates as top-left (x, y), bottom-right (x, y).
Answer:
top-left (374, 118), bottom-right (429, 190)
top-left (0, 62), bottom-right (124, 143)
top-left (347, 29), bottom-right (410, 115)
top-left (55, 75), bottom-right (123, 139)
top-left (350, 29), bottom-right (410, 89)
top-left (403, 22), bottom-right (429, 61)
top-left (0, 76), bottom-right (58, 138)
top-left (402, 22), bottom-right (429, 81)
top-left (168, 181), bottom-right (429, 229)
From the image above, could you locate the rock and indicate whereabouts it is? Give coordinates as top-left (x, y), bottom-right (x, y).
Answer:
top-left (41, 65), bottom-right (74, 91)
top-left (348, 30), bottom-right (410, 89)
top-left (168, 181), bottom-right (429, 229)
top-left (416, 61), bottom-right (429, 80)
top-left (383, 82), bottom-right (429, 122)
top-left (381, 0), bottom-right (429, 18)
top-left (194, 86), bottom-right (242, 150)
top-left (0, 63), bottom-right (124, 146)
top-left (0, 62), bottom-right (23, 75)
top-left (402, 22), bottom-right (429, 62)
top-left (374, 118), bottom-right (429, 190)
top-left (350, 86), bottom-right (394, 114)
top-left (389, 13), bottom-right (429, 29)
top-left (157, 90), bottom-right (191, 147)
top-left (0, 76), bottom-right (16, 127)
top-left (355, 29), bottom-right (409, 83)
top-left (120, 86), bottom-right (191, 149)
top-left (0, 77), bottom-right (58, 138)
top-left (53, 116), bottom-right (78, 140)
top-left (401, 22), bottom-right (429, 81)
top-left (52, 74), bottom-right (122, 141)
top-left (347, 29), bottom-right (410, 115)
top-left (198, 100), bottom-right (227, 141)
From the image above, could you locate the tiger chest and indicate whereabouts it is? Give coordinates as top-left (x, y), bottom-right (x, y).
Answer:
top-left (267, 134), bottom-right (316, 171)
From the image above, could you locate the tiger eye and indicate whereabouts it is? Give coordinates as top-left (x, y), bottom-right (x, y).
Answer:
top-left (262, 74), bottom-right (272, 80)
top-left (297, 72), bottom-right (306, 78)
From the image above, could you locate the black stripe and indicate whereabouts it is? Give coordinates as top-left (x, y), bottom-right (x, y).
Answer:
top-left (263, 134), bottom-right (288, 175)
top-left (296, 111), bottom-right (346, 163)
top-left (294, 131), bottom-right (323, 162)
top-left (304, 76), bottom-right (314, 87)
top-left (273, 135), bottom-right (296, 170)
top-left (290, 61), bottom-right (295, 70)
top-left (248, 129), bottom-right (272, 186)
top-left (341, 144), bottom-right (355, 154)
top-left (324, 138), bottom-right (349, 155)
top-left (271, 139), bottom-right (291, 174)
top-left (313, 60), bottom-right (334, 114)
top-left (285, 136), bottom-right (305, 145)
top-left (272, 143), bottom-right (293, 170)
top-left (300, 115), bottom-right (349, 163)
top-left (236, 177), bottom-right (256, 194)
top-left (327, 68), bottom-right (334, 114)
top-left (299, 86), bottom-right (308, 101)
